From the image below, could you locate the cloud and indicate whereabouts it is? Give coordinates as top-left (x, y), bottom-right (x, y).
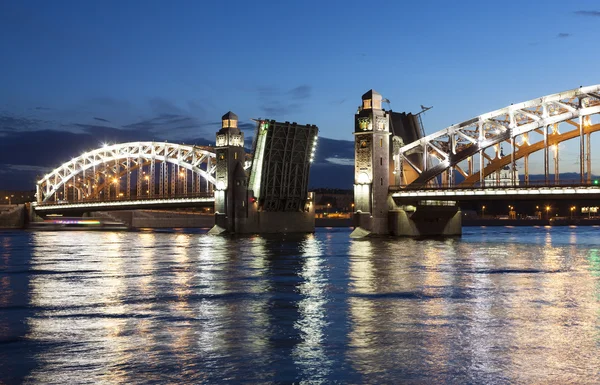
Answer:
top-left (557, 33), bottom-right (571, 38)
top-left (93, 117), bottom-right (110, 123)
top-left (0, 115), bottom-right (48, 132)
top-left (325, 157), bottom-right (354, 166)
top-left (123, 114), bottom-right (203, 135)
top-left (574, 10), bottom-right (600, 17)
top-left (239, 122), bottom-right (256, 132)
top-left (262, 102), bottom-right (302, 116)
top-left (0, 164), bottom-right (50, 174)
top-left (253, 85), bottom-right (313, 118)
top-left (288, 85), bottom-right (311, 100)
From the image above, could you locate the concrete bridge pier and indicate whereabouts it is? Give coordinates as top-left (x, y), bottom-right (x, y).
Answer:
top-left (388, 205), bottom-right (462, 237)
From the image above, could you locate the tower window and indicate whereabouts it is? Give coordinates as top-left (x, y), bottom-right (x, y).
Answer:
top-left (360, 140), bottom-right (367, 148)
top-left (234, 152), bottom-right (238, 160)
top-left (380, 178), bottom-right (383, 186)
top-left (380, 138), bottom-right (383, 147)
top-left (363, 99), bottom-right (372, 109)
top-left (380, 157), bottom-right (382, 166)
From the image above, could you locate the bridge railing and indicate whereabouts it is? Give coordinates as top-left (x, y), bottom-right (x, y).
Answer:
top-left (35, 192), bottom-right (214, 207)
top-left (390, 179), bottom-right (600, 192)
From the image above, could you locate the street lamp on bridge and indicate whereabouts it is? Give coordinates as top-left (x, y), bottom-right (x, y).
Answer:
top-left (546, 205), bottom-right (551, 219)
top-left (482, 205), bottom-right (486, 218)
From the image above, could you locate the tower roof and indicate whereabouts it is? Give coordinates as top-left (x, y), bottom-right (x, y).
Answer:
top-left (219, 111), bottom-right (241, 135)
top-left (362, 89), bottom-right (382, 100)
top-left (222, 111), bottom-right (238, 121)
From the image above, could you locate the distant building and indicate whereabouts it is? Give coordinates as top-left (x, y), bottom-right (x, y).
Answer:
top-left (484, 148), bottom-right (519, 187)
top-left (312, 188), bottom-right (353, 215)
top-left (0, 190), bottom-right (35, 205)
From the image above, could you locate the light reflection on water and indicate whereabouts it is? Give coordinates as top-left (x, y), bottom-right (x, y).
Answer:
top-left (0, 226), bottom-right (599, 383)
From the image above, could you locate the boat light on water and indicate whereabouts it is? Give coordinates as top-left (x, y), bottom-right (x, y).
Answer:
top-left (31, 217), bottom-right (128, 231)
top-left (45, 219), bottom-right (102, 225)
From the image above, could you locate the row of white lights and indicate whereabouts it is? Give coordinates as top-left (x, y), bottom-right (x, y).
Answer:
top-left (34, 196), bottom-right (214, 210)
top-left (40, 142), bottom-right (214, 184)
top-left (393, 186), bottom-right (600, 198)
top-left (310, 135), bottom-right (318, 163)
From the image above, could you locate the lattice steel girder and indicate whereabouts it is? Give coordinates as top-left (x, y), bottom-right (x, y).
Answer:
top-left (37, 142), bottom-right (219, 203)
top-left (397, 85), bottom-right (600, 187)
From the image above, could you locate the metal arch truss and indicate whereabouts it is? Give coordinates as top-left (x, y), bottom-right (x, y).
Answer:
top-left (36, 142), bottom-right (218, 203)
top-left (396, 85), bottom-right (600, 188)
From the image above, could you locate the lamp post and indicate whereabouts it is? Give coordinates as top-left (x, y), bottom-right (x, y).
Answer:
top-left (326, 203), bottom-right (331, 216)
top-left (482, 205), bottom-right (486, 218)
top-left (545, 205), bottom-right (551, 220)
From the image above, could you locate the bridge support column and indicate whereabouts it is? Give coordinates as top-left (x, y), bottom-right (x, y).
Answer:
top-left (351, 90), bottom-right (392, 236)
top-left (209, 111), bottom-right (248, 234)
top-left (351, 89), bottom-right (462, 238)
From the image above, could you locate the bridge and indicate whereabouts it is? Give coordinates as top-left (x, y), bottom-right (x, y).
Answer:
top-left (33, 112), bottom-right (319, 233)
top-left (352, 85), bottom-right (600, 237)
top-left (31, 84), bottom-right (600, 236)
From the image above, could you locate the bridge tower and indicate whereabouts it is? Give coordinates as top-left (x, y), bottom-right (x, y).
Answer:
top-left (353, 90), bottom-right (393, 234)
top-left (352, 89), bottom-right (462, 238)
top-left (213, 111), bottom-right (247, 232)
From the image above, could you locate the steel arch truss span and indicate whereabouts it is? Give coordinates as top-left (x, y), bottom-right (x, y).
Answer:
top-left (396, 85), bottom-right (600, 188)
top-left (36, 142), bottom-right (217, 203)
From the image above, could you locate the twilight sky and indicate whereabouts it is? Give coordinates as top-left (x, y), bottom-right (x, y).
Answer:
top-left (1, 0), bottom-right (599, 190)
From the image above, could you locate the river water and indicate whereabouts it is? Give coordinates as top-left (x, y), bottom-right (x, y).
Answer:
top-left (1, 226), bottom-right (599, 384)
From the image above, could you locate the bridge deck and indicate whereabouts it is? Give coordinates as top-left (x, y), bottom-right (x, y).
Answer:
top-left (391, 184), bottom-right (600, 202)
top-left (34, 194), bottom-right (214, 213)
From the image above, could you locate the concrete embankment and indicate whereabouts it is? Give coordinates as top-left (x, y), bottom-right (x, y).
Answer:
top-left (96, 211), bottom-right (351, 229)
top-left (91, 210), bottom-right (214, 229)
top-left (0, 205), bottom-right (26, 229)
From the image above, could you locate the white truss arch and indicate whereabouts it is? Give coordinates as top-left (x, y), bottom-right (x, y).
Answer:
top-left (37, 141), bottom-right (217, 203)
top-left (397, 85), bottom-right (600, 187)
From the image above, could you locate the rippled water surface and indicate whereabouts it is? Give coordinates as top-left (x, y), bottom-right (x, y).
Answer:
top-left (1, 226), bottom-right (600, 384)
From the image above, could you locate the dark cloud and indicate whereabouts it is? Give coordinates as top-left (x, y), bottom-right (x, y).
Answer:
top-left (557, 33), bottom-right (571, 38)
top-left (0, 115), bottom-right (47, 132)
top-left (574, 10), bottom-right (600, 17)
top-left (254, 84), bottom-right (313, 118)
top-left (239, 122), bottom-right (256, 132)
top-left (123, 113), bottom-right (201, 133)
top-left (288, 85), bottom-right (311, 100)
top-left (93, 117), bottom-right (110, 123)
top-left (262, 103), bottom-right (301, 116)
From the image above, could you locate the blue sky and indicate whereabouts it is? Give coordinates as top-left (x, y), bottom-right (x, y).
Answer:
top-left (1, 0), bottom-right (599, 189)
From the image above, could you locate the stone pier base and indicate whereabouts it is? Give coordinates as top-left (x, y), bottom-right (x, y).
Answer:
top-left (213, 211), bottom-right (315, 234)
top-left (389, 205), bottom-right (462, 237)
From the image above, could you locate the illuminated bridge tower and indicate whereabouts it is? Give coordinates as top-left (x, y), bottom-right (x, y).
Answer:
top-left (352, 90), bottom-right (462, 237)
top-left (213, 111), bottom-right (247, 232)
top-left (353, 90), bottom-right (392, 235)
